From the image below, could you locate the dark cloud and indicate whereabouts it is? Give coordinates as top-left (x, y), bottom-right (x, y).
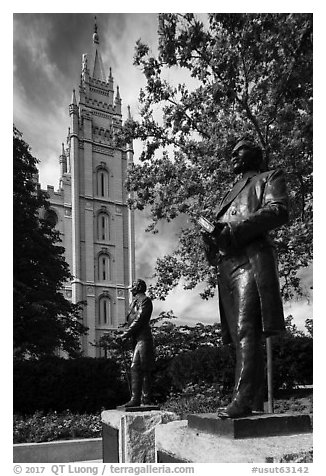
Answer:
top-left (14, 14), bottom-right (94, 103)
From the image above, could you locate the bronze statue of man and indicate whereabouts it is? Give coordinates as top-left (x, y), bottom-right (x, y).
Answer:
top-left (202, 137), bottom-right (289, 418)
top-left (118, 279), bottom-right (155, 407)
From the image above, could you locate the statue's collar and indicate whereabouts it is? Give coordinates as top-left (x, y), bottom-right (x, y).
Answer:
top-left (238, 170), bottom-right (259, 180)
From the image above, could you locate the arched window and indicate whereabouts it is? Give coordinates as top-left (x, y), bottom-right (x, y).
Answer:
top-left (96, 167), bottom-right (109, 197)
top-left (97, 212), bottom-right (110, 241)
top-left (44, 209), bottom-right (58, 227)
top-left (98, 253), bottom-right (110, 281)
top-left (99, 295), bottom-right (112, 325)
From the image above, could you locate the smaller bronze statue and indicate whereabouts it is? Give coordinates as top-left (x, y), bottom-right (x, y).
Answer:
top-left (117, 279), bottom-right (155, 407)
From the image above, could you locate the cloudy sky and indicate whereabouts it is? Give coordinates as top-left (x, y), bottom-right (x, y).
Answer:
top-left (13, 12), bottom-right (313, 330)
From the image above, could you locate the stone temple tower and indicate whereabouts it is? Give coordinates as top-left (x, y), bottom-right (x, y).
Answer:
top-left (42, 18), bottom-right (136, 356)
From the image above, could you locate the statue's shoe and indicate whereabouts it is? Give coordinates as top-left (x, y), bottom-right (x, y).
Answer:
top-left (217, 402), bottom-right (252, 419)
top-left (122, 398), bottom-right (141, 407)
top-left (141, 397), bottom-right (152, 406)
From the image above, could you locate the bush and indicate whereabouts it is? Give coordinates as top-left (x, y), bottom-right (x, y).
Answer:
top-left (164, 333), bottom-right (312, 398)
top-left (13, 411), bottom-right (101, 443)
top-left (151, 355), bottom-right (174, 403)
top-left (13, 323), bottom-right (312, 415)
top-left (13, 357), bottom-right (129, 415)
top-left (162, 381), bottom-right (313, 419)
top-left (273, 334), bottom-right (313, 394)
top-left (167, 344), bottom-right (235, 394)
top-left (162, 382), bottom-right (230, 418)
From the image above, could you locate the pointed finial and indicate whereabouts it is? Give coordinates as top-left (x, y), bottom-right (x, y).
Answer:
top-left (82, 53), bottom-right (88, 73)
top-left (127, 105), bottom-right (132, 120)
top-left (71, 89), bottom-right (77, 105)
top-left (59, 143), bottom-right (67, 175)
top-left (107, 67), bottom-right (113, 86)
top-left (69, 90), bottom-right (78, 116)
top-left (93, 16), bottom-right (99, 44)
top-left (116, 85), bottom-right (120, 99)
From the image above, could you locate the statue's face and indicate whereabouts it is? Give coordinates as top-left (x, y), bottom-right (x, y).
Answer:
top-left (231, 146), bottom-right (255, 175)
top-left (131, 280), bottom-right (146, 296)
top-left (131, 281), bottom-right (139, 296)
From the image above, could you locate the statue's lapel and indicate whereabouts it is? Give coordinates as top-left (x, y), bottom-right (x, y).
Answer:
top-left (216, 176), bottom-right (251, 217)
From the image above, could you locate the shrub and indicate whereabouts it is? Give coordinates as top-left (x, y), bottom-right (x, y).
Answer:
top-left (13, 357), bottom-right (129, 415)
top-left (165, 333), bottom-right (312, 398)
top-left (273, 334), bottom-right (313, 394)
top-left (13, 322), bottom-right (312, 415)
top-left (162, 382), bottom-right (230, 418)
top-left (167, 344), bottom-right (235, 394)
top-left (13, 411), bottom-right (101, 443)
top-left (162, 381), bottom-right (313, 419)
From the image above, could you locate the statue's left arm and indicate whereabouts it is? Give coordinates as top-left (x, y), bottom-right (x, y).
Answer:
top-left (122, 297), bottom-right (153, 339)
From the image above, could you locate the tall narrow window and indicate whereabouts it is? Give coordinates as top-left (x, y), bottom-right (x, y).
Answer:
top-left (99, 296), bottom-right (112, 325)
top-left (101, 216), bottom-right (105, 239)
top-left (96, 168), bottom-right (109, 197)
top-left (97, 213), bottom-right (109, 241)
top-left (101, 172), bottom-right (105, 196)
top-left (98, 253), bottom-right (110, 281)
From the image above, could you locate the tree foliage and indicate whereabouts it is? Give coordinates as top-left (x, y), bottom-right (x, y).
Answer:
top-left (122, 13), bottom-right (312, 301)
top-left (13, 126), bottom-right (88, 359)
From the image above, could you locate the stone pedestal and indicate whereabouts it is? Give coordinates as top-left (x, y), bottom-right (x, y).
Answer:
top-left (101, 409), bottom-right (178, 463)
top-left (116, 405), bottom-right (160, 412)
top-left (188, 412), bottom-right (312, 439)
top-left (156, 413), bottom-right (313, 463)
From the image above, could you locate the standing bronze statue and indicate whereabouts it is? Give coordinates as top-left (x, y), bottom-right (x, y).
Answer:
top-left (118, 279), bottom-right (155, 407)
top-left (202, 137), bottom-right (289, 418)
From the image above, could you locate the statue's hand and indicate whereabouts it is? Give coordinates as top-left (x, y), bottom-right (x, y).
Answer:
top-left (116, 333), bottom-right (128, 345)
top-left (212, 222), bottom-right (227, 238)
top-left (201, 231), bottom-right (218, 252)
top-left (217, 225), bottom-right (232, 253)
top-left (201, 231), bottom-right (212, 245)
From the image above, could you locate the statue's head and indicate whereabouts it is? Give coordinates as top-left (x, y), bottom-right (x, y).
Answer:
top-left (131, 279), bottom-right (147, 296)
top-left (231, 137), bottom-right (263, 175)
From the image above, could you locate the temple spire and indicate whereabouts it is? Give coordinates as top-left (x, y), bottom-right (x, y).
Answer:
top-left (91, 16), bottom-right (106, 81)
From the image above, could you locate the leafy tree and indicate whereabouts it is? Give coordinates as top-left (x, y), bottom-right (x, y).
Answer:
top-left (122, 13), bottom-right (312, 301)
top-left (13, 126), bottom-right (88, 359)
top-left (283, 314), bottom-right (305, 337)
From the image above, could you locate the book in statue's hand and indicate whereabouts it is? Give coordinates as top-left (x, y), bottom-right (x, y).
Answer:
top-left (198, 216), bottom-right (215, 234)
